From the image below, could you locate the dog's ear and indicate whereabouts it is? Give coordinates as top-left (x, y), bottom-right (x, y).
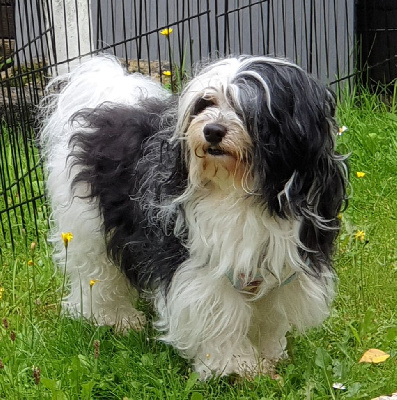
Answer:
top-left (234, 61), bottom-right (347, 271)
top-left (270, 82), bottom-right (346, 221)
top-left (283, 85), bottom-right (347, 270)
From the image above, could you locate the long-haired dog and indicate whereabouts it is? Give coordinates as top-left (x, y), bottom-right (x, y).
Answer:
top-left (39, 55), bottom-right (347, 378)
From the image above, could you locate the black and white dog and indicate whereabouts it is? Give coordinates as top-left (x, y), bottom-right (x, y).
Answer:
top-left (39, 55), bottom-right (347, 378)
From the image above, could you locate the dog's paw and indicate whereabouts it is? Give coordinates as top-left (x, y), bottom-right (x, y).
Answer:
top-left (97, 308), bottom-right (147, 334)
top-left (195, 354), bottom-right (275, 380)
top-left (232, 356), bottom-right (276, 380)
top-left (63, 302), bottom-right (147, 333)
top-left (222, 355), bottom-right (275, 379)
top-left (114, 309), bottom-right (147, 334)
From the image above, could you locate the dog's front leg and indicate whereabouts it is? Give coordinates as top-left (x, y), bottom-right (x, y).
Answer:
top-left (154, 265), bottom-right (267, 379)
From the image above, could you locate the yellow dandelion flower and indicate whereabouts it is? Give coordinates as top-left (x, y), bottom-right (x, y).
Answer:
top-left (338, 126), bottom-right (348, 135)
top-left (61, 232), bottom-right (73, 248)
top-left (354, 230), bottom-right (365, 242)
top-left (27, 260), bottom-right (34, 266)
top-left (90, 279), bottom-right (99, 288)
top-left (337, 213), bottom-right (342, 220)
top-left (160, 28), bottom-right (173, 36)
top-left (0, 287), bottom-right (4, 300)
top-left (356, 171), bottom-right (365, 178)
top-left (162, 70), bottom-right (172, 77)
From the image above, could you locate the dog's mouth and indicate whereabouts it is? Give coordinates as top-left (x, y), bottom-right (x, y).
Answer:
top-left (206, 146), bottom-right (227, 156)
top-left (194, 144), bottom-right (236, 160)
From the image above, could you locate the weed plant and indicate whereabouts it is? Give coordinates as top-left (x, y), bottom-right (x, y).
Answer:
top-left (0, 86), bottom-right (396, 399)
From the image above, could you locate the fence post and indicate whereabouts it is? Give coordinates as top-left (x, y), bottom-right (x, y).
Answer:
top-left (45, 0), bottom-right (94, 76)
top-left (0, 0), bottom-right (16, 71)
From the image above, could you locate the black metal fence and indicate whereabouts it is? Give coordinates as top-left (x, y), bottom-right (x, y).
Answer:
top-left (0, 0), bottom-right (395, 249)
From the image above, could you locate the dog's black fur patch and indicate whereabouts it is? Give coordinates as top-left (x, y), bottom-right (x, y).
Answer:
top-left (69, 99), bottom-right (188, 290)
top-left (232, 60), bottom-right (347, 274)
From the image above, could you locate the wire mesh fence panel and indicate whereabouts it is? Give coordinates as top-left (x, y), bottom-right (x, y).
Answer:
top-left (0, 0), bottom-right (51, 251)
top-left (89, 0), bottom-right (355, 88)
top-left (0, 0), bottom-right (394, 250)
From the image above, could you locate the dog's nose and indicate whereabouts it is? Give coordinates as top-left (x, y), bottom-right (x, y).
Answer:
top-left (203, 123), bottom-right (227, 144)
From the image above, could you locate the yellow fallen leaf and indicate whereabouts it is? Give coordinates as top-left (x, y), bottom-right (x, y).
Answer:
top-left (359, 348), bottom-right (390, 364)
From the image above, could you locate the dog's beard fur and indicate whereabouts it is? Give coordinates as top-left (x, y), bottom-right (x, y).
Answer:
top-left (39, 55), bottom-right (347, 379)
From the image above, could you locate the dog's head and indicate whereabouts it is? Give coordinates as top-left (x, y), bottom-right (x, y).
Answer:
top-left (175, 56), bottom-right (347, 269)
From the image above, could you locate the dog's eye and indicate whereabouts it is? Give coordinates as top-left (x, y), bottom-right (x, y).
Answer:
top-left (192, 98), bottom-right (215, 115)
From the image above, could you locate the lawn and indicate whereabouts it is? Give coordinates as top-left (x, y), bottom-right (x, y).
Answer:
top-left (0, 87), bottom-right (396, 399)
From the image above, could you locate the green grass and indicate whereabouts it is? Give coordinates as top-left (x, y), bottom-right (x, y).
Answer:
top-left (0, 88), bottom-right (397, 399)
